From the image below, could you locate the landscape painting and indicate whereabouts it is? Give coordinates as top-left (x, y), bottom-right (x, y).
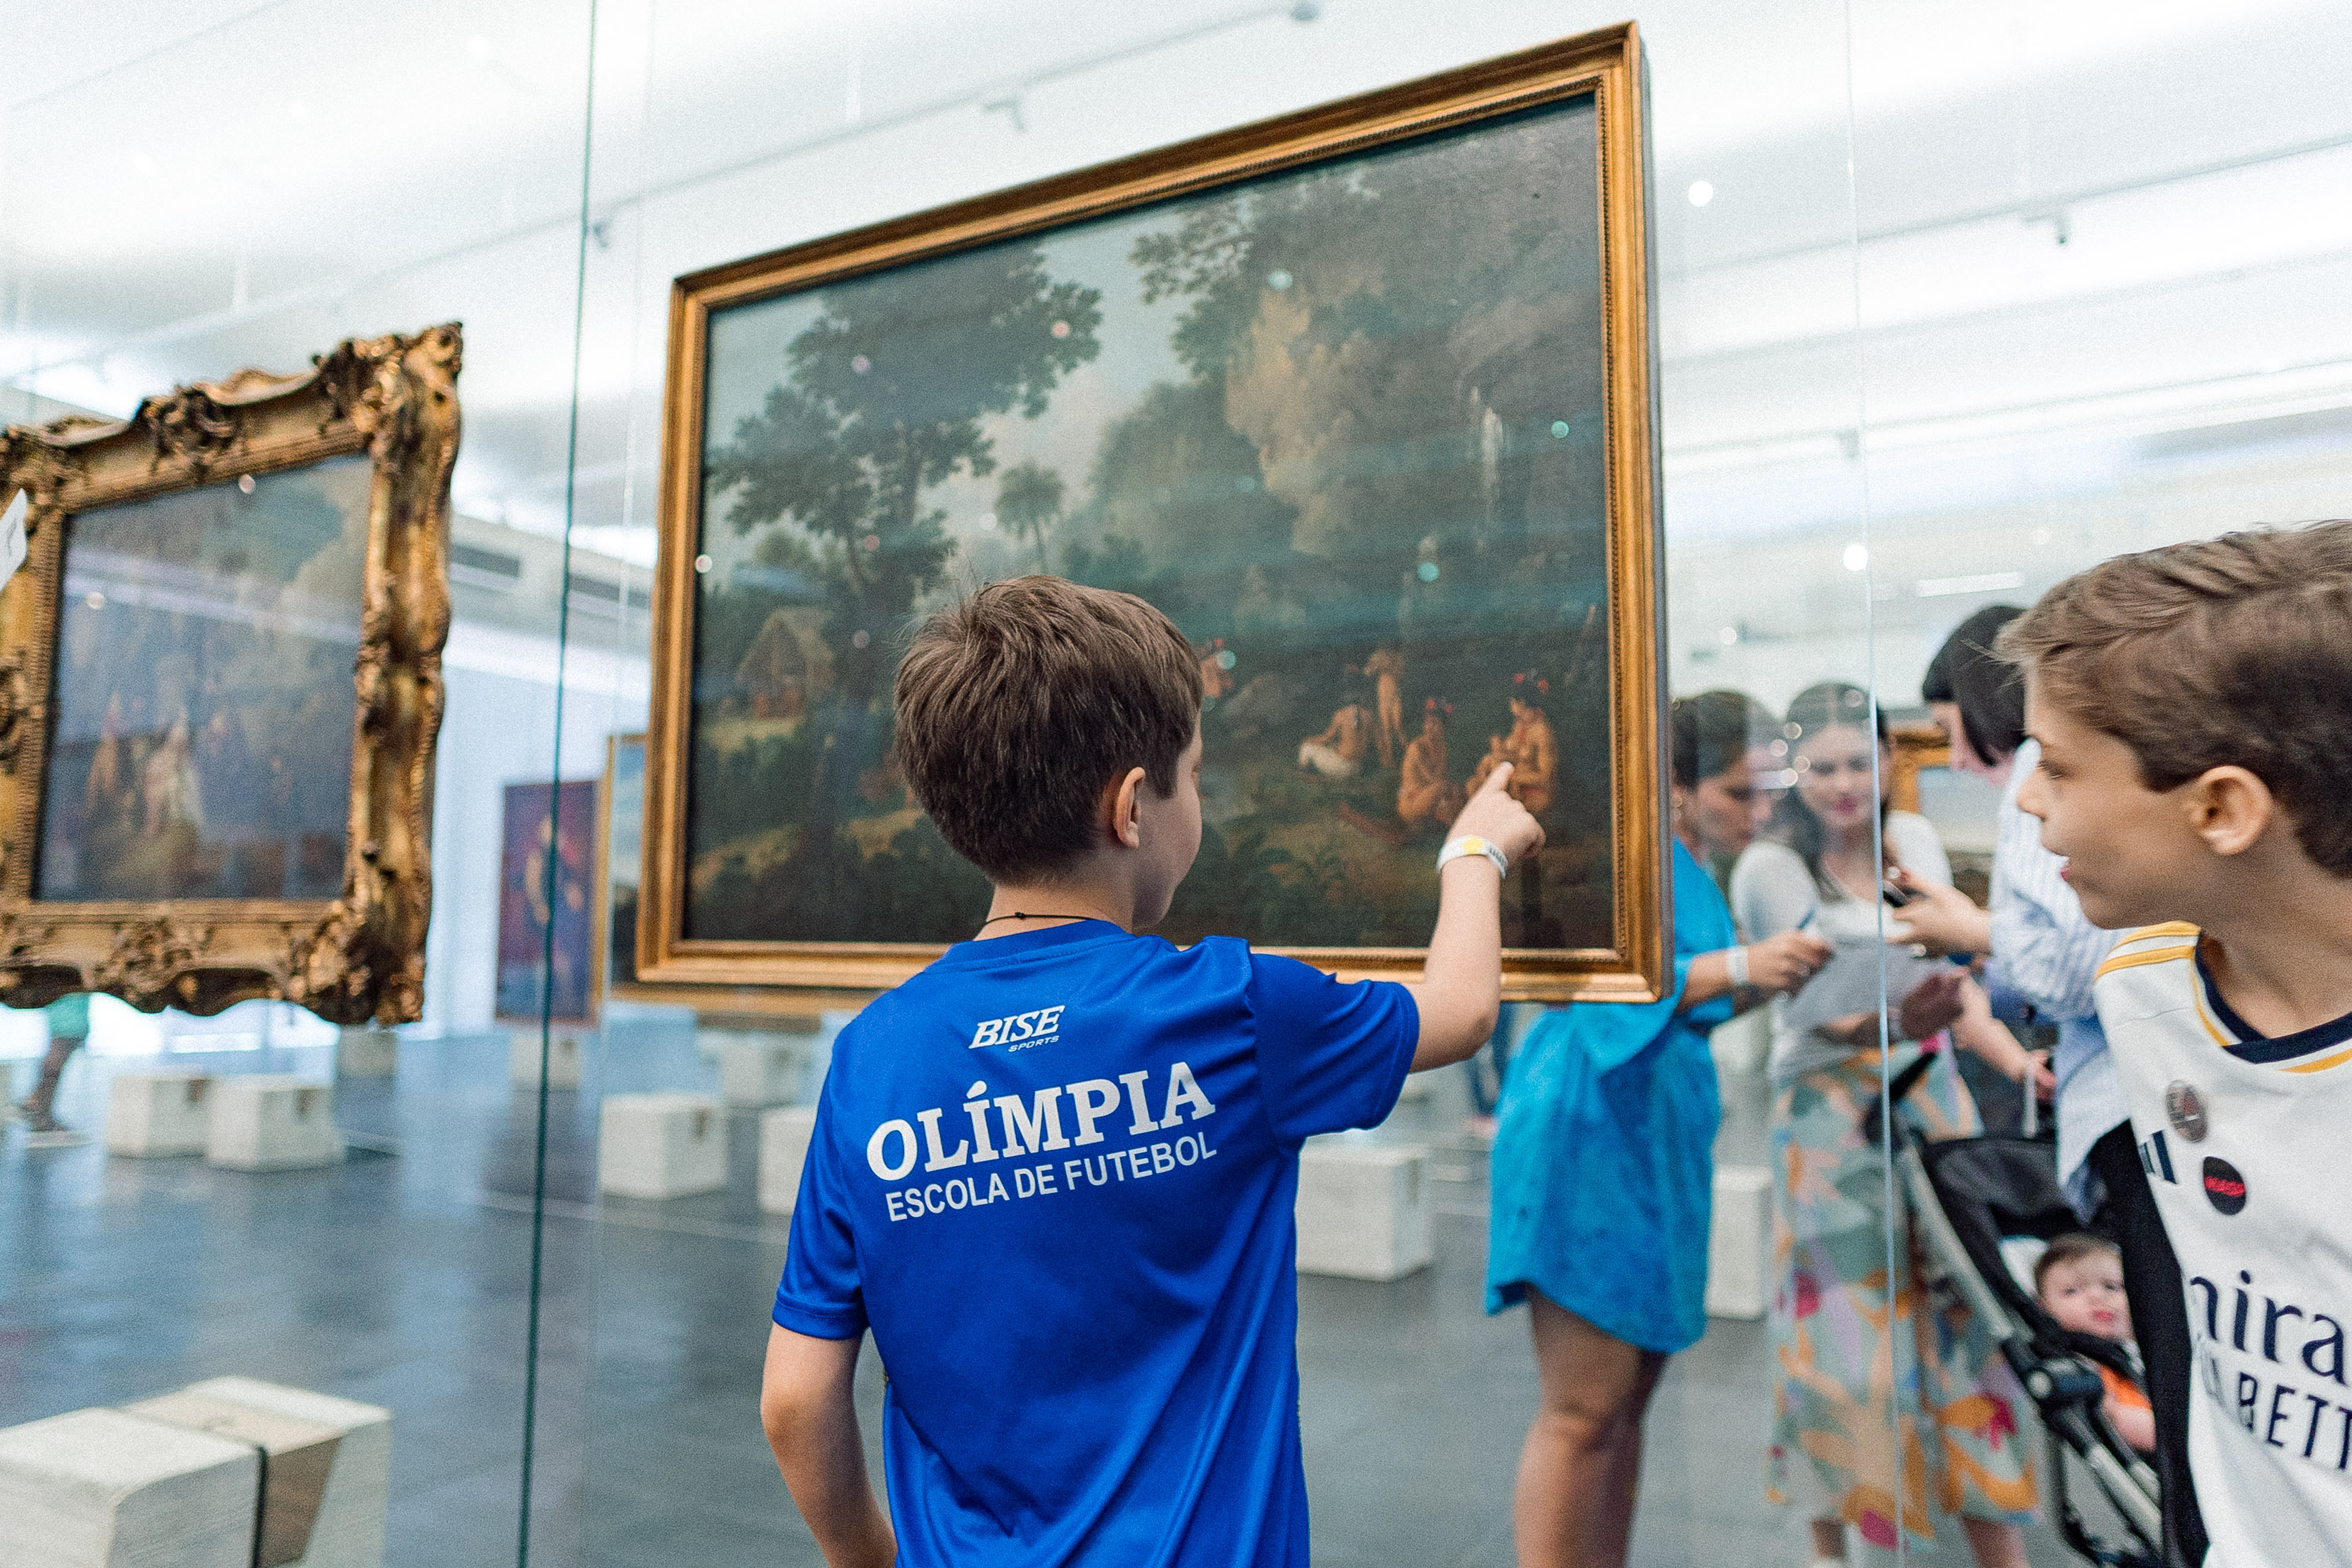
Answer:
top-left (38, 457), bottom-right (370, 902)
top-left (643, 30), bottom-right (1665, 999)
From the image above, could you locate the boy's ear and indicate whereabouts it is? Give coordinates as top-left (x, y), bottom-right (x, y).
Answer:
top-left (1105, 766), bottom-right (1149, 850)
top-left (2181, 764), bottom-right (2275, 858)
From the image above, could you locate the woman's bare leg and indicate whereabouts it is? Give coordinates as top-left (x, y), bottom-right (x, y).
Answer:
top-left (18, 1035), bottom-right (82, 1131)
top-left (1513, 1289), bottom-right (1668, 1568)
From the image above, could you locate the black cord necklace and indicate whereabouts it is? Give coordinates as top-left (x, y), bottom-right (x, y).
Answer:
top-left (976, 910), bottom-right (1102, 930)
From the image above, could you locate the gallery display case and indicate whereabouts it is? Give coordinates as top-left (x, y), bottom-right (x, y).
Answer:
top-left (4, 2), bottom-right (2347, 1565)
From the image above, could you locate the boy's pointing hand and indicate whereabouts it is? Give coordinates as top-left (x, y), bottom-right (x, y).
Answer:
top-left (1447, 762), bottom-right (1545, 866)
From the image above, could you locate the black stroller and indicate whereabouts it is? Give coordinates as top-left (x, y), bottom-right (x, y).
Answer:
top-left (1880, 1055), bottom-right (2167, 1567)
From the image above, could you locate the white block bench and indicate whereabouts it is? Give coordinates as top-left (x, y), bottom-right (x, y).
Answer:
top-left (1704, 1165), bottom-right (1772, 1320)
top-left (599, 1092), bottom-right (727, 1200)
top-left (757, 1105), bottom-right (819, 1214)
top-left (104, 1072), bottom-right (213, 1157)
top-left (334, 1029), bottom-right (397, 1080)
top-left (706, 1030), bottom-right (822, 1108)
top-left (507, 1029), bottom-right (584, 1088)
top-left (125, 1377), bottom-right (390, 1568)
top-left (1296, 1139), bottom-right (1433, 1281)
top-left (0, 1406), bottom-right (259, 1567)
top-left (205, 1077), bottom-right (342, 1172)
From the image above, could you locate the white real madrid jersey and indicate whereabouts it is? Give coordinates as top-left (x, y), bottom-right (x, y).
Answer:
top-left (2094, 924), bottom-right (2352, 1568)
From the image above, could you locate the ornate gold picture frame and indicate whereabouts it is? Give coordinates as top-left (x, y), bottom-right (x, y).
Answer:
top-left (0, 325), bottom-right (460, 1022)
top-left (641, 24), bottom-right (1666, 1003)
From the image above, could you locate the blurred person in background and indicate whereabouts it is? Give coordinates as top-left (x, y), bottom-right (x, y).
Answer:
top-left (1487, 691), bottom-right (1829, 1567)
top-left (8, 992), bottom-right (92, 1147)
top-left (1733, 681), bottom-right (2047, 1568)
top-left (1888, 605), bottom-right (2205, 1566)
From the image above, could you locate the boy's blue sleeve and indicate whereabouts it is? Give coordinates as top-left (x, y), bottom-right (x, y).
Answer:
top-left (771, 1097), bottom-right (869, 1341)
top-left (1248, 952), bottom-right (1419, 1144)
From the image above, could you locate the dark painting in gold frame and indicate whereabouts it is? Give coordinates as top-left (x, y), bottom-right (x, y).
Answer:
top-left (0, 326), bottom-right (459, 1022)
top-left (641, 25), bottom-right (1667, 1003)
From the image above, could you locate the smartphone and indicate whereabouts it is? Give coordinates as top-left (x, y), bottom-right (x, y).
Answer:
top-left (1881, 877), bottom-right (1917, 909)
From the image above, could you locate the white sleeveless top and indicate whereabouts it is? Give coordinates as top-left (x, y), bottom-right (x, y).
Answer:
top-left (2093, 924), bottom-right (2352, 1568)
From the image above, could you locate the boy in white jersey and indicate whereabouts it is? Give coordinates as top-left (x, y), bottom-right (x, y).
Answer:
top-left (2003, 520), bottom-right (2352, 1567)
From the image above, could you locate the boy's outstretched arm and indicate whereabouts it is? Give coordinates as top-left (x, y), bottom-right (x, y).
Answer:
top-left (1406, 764), bottom-right (1545, 1071)
top-left (761, 1325), bottom-right (895, 1568)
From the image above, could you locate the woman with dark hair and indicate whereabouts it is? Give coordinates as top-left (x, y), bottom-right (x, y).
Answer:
top-left (1487, 691), bottom-right (1829, 1566)
top-left (1732, 682), bottom-right (2046, 1568)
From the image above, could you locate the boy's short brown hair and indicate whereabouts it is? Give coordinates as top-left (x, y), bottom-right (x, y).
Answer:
top-left (892, 576), bottom-right (1201, 884)
top-left (2000, 521), bottom-right (2352, 874)
top-left (2034, 1232), bottom-right (2121, 1297)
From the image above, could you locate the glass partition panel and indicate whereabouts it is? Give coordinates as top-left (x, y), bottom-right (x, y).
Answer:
top-left (0, 4), bottom-right (597, 1564)
top-left (568, 3), bottom-right (1882, 1566)
top-left (1848, 4), bottom-right (2352, 1563)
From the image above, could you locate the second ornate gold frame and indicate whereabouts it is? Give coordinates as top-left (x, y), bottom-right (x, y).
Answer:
top-left (0, 326), bottom-right (460, 1022)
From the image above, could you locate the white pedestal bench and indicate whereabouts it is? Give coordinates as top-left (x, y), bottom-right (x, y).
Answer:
top-left (104, 1072), bottom-right (212, 1158)
top-left (205, 1077), bottom-right (342, 1172)
top-left (125, 1377), bottom-right (389, 1568)
top-left (599, 1092), bottom-right (727, 1200)
top-left (0, 1406), bottom-right (259, 1567)
top-left (506, 1029), bottom-right (584, 1088)
top-left (757, 1105), bottom-right (819, 1214)
top-left (1295, 1139), bottom-right (1433, 1281)
top-left (1704, 1165), bottom-right (1772, 1320)
top-left (334, 1029), bottom-right (397, 1080)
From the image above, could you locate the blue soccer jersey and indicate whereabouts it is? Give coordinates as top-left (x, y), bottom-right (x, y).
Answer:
top-left (772, 919), bottom-right (1417, 1566)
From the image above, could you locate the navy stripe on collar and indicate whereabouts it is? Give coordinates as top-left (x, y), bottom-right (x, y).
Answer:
top-left (2195, 947), bottom-right (2352, 1065)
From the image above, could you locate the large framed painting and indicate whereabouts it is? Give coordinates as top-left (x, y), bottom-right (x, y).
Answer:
top-left (495, 779), bottom-right (598, 1026)
top-left (641, 24), bottom-right (1667, 1001)
top-left (0, 326), bottom-right (459, 1022)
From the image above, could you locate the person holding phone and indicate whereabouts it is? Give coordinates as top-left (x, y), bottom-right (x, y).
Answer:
top-left (1730, 682), bottom-right (2044, 1568)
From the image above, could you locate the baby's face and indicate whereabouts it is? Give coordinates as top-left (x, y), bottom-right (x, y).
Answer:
top-left (2041, 1252), bottom-right (2132, 1341)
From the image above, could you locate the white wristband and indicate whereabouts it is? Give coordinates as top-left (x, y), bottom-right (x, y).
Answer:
top-left (1436, 836), bottom-right (1511, 878)
top-left (1725, 945), bottom-right (1751, 987)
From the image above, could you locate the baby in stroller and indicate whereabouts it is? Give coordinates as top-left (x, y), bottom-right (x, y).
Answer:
top-left (2035, 1234), bottom-right (2154, 1457)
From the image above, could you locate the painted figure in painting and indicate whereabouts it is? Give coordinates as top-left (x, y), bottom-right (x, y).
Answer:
top-left (1503, 677), bottom-right (1559, 817)
top-left (1396, 701), bottom-right (1463, 829)
top-left (1298, 693), bottom-right (1372, 779)
top-left (1364, 645), bottom-right (1405, 768)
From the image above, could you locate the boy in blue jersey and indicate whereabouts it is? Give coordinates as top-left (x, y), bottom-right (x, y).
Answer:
top-left (760, 576), bottom-right (1544, 1567)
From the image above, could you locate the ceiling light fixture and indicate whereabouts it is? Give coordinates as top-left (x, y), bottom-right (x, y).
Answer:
top-left (1686, 180), bottom-right (1714, 208)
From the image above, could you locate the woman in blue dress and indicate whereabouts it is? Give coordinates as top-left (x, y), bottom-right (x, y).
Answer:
top-left (1487, 691), bottom-right (1831, 1566)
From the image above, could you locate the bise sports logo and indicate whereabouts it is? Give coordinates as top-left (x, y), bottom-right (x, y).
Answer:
top-left (970, 1004), bottom-right (1066, 1051)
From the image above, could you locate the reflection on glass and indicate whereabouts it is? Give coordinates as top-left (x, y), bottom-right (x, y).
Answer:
top-left (497, 780), bottom-right (598, 1023)
top-left (601, 735), bottom-right (646, 989)
top-left (38, 457), bottom-right (369, 902)
top-left (686, 100), bottom-right (1617, 950)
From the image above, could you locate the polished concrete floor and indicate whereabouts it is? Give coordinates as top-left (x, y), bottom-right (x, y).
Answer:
top-left (3, 1018), bottom-right (2096, 1566)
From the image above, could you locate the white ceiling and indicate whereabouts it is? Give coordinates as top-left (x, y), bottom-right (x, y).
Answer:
top-left (7, 0), bottom-right (2349, 703)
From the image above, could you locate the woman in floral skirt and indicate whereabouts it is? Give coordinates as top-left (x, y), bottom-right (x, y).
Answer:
top-left (1732, 683), bottom-right (2049, 1567)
